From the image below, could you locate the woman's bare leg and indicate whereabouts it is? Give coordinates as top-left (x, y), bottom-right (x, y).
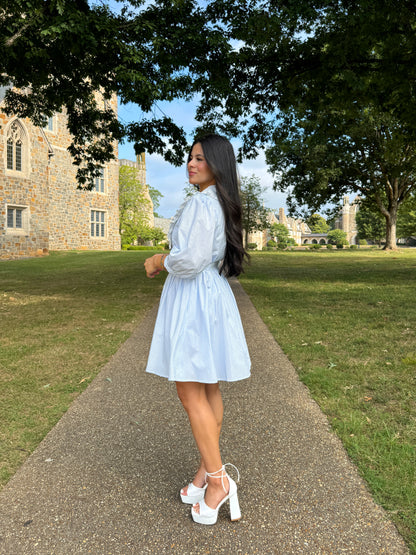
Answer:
top-left (183, 383), bottom-right (224, 488)
top-left (176, 382), bottom-right (229, 510)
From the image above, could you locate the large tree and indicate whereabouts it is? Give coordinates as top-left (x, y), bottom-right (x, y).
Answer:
top-left (194, 1), bottom-right (416, 250)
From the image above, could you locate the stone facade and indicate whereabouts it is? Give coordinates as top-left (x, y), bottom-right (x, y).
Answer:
top-left (334, 196), bottom-right (359, 244)
top-left (277, 208), bottom-right (311, 245)
top-left (0, 91), bottom-right (120, 259)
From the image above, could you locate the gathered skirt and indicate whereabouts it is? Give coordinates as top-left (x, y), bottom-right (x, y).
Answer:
top-left (145, 266), bottom-right (251, 383)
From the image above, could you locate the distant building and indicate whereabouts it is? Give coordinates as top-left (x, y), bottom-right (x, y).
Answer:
top-left (334, 196), bottom-right (359, 245)
top-left (1, 88), bottom-right (120, 259)
top-left (277, 208), bottom-right (311, 245)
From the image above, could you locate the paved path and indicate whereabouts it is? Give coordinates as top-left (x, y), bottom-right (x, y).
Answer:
top-left (0, 281), bottom-right (409, 554)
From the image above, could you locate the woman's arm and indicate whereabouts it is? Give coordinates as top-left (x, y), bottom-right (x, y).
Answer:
top-left (144, 253), bottom-right (167, 278)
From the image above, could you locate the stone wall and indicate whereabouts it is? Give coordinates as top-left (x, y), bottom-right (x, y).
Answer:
top-left (0, 93), bottom-right (120, 259)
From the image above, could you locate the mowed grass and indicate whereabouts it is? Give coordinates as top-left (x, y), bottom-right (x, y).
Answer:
top-left (239, 249), bottom-right (416, 552)
top-left (0, 250), bottom-right (165, 489)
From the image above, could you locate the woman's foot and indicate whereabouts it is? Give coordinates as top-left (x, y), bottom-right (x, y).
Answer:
top-left (192, 474), bottom-right (229, 514)
top-left (180, 466), bottom-right (207, 504)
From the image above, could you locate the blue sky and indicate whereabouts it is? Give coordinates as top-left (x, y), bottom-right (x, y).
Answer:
top-left (117, 98), bottom-right (289, 218)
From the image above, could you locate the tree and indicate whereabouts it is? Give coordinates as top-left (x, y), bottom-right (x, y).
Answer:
top-left (192, 1), bottom-right (416, 250)
top-left (148, 186), bottom-right (163, 218)
top-left (397, 192), bottom-right (416, 240)
top-left (0, 0), bottom-right (229, 186)
top-left (119, 165), bottom-right (154, 245)
top-left (327, 230), bottom-right (348, 247)
top-left (305, 214), bottom-right (329, 234)
top-left (240, 175), bottom-right (269, 246)
top-left (269, 222), bottom-right (295, 248)
top-left (356, 202), bottom-right (385, 247)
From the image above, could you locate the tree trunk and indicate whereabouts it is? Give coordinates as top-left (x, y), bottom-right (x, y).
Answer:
top-left (383, 208), bottom-right (398, 250)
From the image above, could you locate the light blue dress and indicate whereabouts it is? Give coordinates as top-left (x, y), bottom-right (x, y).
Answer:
top-left (145, 185), bottom-right (251, 383)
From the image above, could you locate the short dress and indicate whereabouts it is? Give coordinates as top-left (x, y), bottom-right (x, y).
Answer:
top-left (145, 185), bottom-right (251, 383)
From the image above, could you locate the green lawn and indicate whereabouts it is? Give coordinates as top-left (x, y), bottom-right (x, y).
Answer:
top-left (1, 249), bottom-right (415, 551)
top-left (239, 249), bottom-right (416, 552)
top-left (0, 250), bottom-right (165, 488)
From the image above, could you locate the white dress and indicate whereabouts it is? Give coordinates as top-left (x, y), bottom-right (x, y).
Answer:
top-left (145, 185), bottom-right (251, 383)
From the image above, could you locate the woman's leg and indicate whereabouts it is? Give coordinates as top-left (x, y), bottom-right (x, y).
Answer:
top-left (176, 382), bottom-right (229, 509)
top-left (184, 383), bottom-right (224, 488)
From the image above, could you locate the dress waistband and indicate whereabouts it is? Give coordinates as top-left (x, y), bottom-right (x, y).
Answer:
top-left (204, 261), bottom-right (220, 272)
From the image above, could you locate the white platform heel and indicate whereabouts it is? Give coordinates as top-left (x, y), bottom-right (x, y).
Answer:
top-left (191, 464), bottom-right (241, 525)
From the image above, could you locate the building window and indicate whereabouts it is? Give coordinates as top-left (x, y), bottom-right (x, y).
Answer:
top-left (5, 120), bottom-right (27, 174)
top-left (43, 115), bottom-right (55, 132)
top-left (6, 205), bottom-right (29, 233)
top-left (94, 168), bottom-right (105, 193)
top-left (91, 210), bottom-right (106, 238)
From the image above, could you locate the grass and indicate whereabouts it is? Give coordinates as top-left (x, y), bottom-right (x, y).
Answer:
top-left (1, 249), bottom-right (415, 551)
top-left (239, 249), bottom-right (416, 552)
top-left (0, 250), bottom-right (165, 489)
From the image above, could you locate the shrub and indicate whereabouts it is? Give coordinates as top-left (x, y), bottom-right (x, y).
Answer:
top-left (308, 244), bottom-right (322, 250)
top-left (336, 244), bottom-right (344, 249)
top-left (267, 240), bottom-right (277, 248)
top-left (350, 244), bottom-right (358, 249)
top-left (359, 239), bottom-right (367, 245)
top-left (326, 244), bottom-right (334, 249)
top-left (247, 243), bottom-right (258, 250)
top-left (125, 245), bottom-right (162, 251)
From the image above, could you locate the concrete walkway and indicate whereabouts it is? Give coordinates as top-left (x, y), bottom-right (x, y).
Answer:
top-left (0, 281), bottom-right (409, 554)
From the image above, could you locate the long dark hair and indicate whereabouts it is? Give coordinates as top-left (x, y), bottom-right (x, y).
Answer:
top-left (189, 134), bottom-right (249, 277)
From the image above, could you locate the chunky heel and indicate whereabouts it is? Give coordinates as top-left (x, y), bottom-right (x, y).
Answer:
top-left (191, 463), bottom-right (241, 525)
top-left (229, 491), bottom-right (241, 521)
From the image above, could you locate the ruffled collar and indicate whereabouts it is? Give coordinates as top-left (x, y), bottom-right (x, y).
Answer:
top-left (168, 186), bottom-right (217, 248)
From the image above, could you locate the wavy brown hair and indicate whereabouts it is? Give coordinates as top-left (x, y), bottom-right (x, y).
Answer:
top-left (189, 134), bottom-right (249, 277)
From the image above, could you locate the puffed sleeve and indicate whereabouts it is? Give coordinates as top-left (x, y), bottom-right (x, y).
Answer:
top-left (164, 195), bottom-right (216, 278)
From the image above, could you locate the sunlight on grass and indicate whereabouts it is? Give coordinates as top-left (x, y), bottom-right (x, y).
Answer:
top-left (0, 251), bottom-right (164, 488)
top-left (239, 249), bottom-right (416, 552)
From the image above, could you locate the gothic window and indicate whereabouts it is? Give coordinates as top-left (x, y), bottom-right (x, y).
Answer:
top-left (5, 120), bottom-right (27, 173)
top-left (91, 210), bottom-right (106, 238)
top-left (94, 168), bottom-right (105, 193)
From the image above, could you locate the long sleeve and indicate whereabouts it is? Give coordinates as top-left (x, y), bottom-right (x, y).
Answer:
top-left (164, 194), bottom-right (219, 278)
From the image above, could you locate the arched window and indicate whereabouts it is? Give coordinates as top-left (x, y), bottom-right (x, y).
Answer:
top-left (5, 120), bottom-right (27, 173)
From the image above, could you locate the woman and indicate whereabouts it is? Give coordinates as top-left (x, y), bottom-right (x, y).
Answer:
top-left (144, 134), bottom-right (251, 525)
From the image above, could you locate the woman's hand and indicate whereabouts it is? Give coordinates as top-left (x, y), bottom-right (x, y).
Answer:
top-left (144, 254), bottom-right (165, 278)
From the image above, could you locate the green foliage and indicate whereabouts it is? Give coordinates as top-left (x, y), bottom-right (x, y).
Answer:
top-left (196, 2), bottom-right (416, 250)
top-left (308, 244), bottom-right (322, 250)
top-left (247, 242), bottom-right (257, 250)
top-left (356, 201), bottom-right (385, 246)
top-left (0, 0), bottom-right (228, 185)
top-left (326, 244), bottom-right (334, 249)
top-left (327, 229), bottom-right (349, 246)
top-left (267, 239), bottom-right (277, 248)
top-left (397, 192), bottom-right (416, 239)
top-left (240, 175), bottom-right (270, 246)
top-left (119, 166), bottom-right (165, 246)
top-left (306, 214), bottom-right (330, 233)
top-left (148, 186), bottom-right (163, 217)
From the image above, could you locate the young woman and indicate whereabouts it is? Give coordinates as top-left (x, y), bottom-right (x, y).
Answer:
top-left (144, 134), bottom-right (251, 525)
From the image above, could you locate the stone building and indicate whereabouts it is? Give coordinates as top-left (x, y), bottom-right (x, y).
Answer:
top-left (334, 195), bottom-right (359, 244)
top-left (0, 88), bottom-right (120, 259)
top-left (277, 207), bottom-right (311, 245)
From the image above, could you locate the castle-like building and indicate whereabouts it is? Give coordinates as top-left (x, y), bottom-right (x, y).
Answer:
top-left (247, 197), bottom-right (359, 249)
top-left (0, 88), bottom-right (120, 259)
